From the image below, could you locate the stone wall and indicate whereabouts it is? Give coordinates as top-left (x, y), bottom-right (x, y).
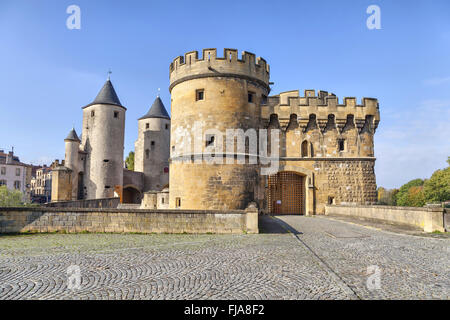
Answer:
top-left (169, 75), bottom-right (268, 211)
top-left (123, 169), bottom-right (144, 192)
top-left (170, 162), bottom-right (259, 210)
top-left (134, 117), bottom-right (170, 192)
top-left (141, 190), bottom-right (169, 209)
top-left (45, 197), bottom-right (120, 209)
top-left (267, 159), bottom-right (377, 214)
top-left (51, 167), bottom-right (72, 202)
top-left (0, 206), bottom-right (258, 234)
top-left (261, 89), bottom-right (380, 140)
top-left (313, 159), bottom-right (377, 212)
top-left (325, 204), bottom-right (445, 232)
top-left (444, 208), bottom-right (450, 232)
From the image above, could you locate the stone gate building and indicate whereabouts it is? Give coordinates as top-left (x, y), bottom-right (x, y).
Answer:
top-left (52, 48), bottom-right (380, 215)
top-left (169, 48), bottom-right (379, 214)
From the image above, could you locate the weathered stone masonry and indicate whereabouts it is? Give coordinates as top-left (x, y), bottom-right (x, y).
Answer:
top-left (52, 47), bottom-right (380, 216)
top-left (169, 49), bottom-right (380, 214)
top-left (0, 207), bottom-right (258, 234)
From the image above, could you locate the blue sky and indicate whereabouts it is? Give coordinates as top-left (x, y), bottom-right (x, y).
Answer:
top-left (0, 0), bottom-right (449, 189)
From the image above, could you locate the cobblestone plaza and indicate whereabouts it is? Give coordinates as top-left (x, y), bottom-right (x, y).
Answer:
top-left (0, 216), bottom-right (448, 300)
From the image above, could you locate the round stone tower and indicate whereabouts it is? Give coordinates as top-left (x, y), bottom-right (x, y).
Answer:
top-left (64, 128), bottom-right (81, 200)
top-left (134, 96), bottom-right (171, 191)
top-left (81, 79), bottom-right (126, 199)
top-left (168, 48), bottom-right (270, 210)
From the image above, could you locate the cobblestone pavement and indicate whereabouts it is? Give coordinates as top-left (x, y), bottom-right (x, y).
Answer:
top-left (276, 215), bottom-right (449, 299)
top-left (0, 216), bottom-right (448, 300)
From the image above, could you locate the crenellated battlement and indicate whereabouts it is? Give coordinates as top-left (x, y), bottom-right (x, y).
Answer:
top-left (271, 89), bottom-right (379, 108)
top-left (262, 89), bottom-right (380, 131)
top-left (169, 48), bottom-right (270, 92)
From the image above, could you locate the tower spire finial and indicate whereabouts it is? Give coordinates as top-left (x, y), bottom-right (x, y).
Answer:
top-left (157, 88), bottom-right (160, 97)
top-left (107, 69), bottom-right (112, 81)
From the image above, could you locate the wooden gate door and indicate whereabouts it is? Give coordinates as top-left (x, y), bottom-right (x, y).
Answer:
top-left (268, 172), bottom-right (304, 215)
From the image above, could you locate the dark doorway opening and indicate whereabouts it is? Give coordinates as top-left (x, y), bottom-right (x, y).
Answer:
top-left (122, 186), bottom-right (142, 204)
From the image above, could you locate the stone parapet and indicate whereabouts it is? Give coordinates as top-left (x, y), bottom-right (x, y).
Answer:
top-left (0, 207), bottom-right (258, 234)
top-left (325, 204), bottom-right (445, 232)
top-left (262, 89), bottom-right (380, 131)
top-left (169, 48), bottom-right (270, 92)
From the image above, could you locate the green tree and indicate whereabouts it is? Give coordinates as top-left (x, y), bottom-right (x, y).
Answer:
top-left (125, 151), bottom-right (135, 171)
top-left (390, 189), bottom-right (399, 206)
top-left (0, 186), bottom-right (23, 207)
top-left (396, 179), bottom-right (425, 207)
top-left (423, 163), bottom-right (450, 204)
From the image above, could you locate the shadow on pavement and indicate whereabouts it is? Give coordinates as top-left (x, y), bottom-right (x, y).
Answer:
top-left (258, 215), bottom-right (302, 235)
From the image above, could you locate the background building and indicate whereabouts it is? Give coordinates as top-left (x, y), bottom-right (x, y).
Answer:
top-left (30, 164), bottom-right (53, 202)
top-left (0, 149), bottom-right (32, 202)
top-left (52, 80), bottom-right (170, 204)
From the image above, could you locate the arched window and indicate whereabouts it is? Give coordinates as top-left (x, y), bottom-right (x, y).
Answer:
top-left (268, 114), bottom-right (279, 128)
top-left (301, 140), bottom-right (308, 157)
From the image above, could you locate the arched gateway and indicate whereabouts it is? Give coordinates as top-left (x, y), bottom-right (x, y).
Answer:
top-left (122, 185), bottom-right (142, 204)
top-left (267, 171), bottom-right (306, 215)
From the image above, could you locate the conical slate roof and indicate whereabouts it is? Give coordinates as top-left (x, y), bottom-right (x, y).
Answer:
top-left (139, 97), bottom-right (170, 120)
top-left (83, 80), bottom-right (125, 109)
top-left (65, 128), bottom-right (80, 142)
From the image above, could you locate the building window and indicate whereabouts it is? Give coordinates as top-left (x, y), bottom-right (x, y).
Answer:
top-left (151, 141), bottom-right (155, 150)
top-left (114, 111), bottom-right (119, 118)
top-left (161, 198), bottom-right (165, 204)
top-left (145, 149), bottom-right (150, 159)
top-left (164, 167), bottom-right (169, 173)
top-left (196, 89), bottom-right (204, 101)
top-left (91, 111), bottom-right (95, 117)
top-left (301, 140), bottom-right (308, 157)
top-left (175, 197), bottom-right (181, 208)
top-left (16, 168), bottom-right (20, 176)
top-left (328, 196), bottom-right (335, 205)
top-left (14, 181), bottom-right (20, 189)
top-left (248, 92), bottom-right (255, 103)
top-left (1, 167), bottom-right (5, 175)
top-left (205, 134), bottom-right (215, 147)
top-left (172, 146), bottom-right (175, 152)
top-left (0, 180), bottom-right (6, 186)
top-left (165, 124), bottom-right (169, 130)
top-left (338, 139), bottom-right (345, 152)
top-left (146, 123), bottom-right (149, 129)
